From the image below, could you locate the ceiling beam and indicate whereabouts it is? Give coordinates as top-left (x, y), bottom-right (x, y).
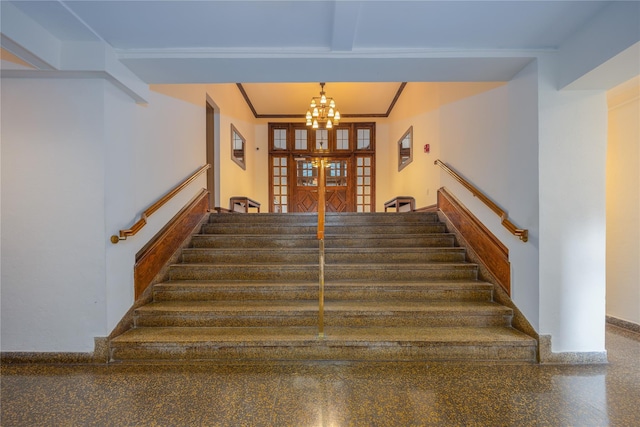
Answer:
top-left (331, 1), bottom-right (362, 52)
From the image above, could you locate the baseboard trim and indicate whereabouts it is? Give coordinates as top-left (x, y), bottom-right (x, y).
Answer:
top-left (1, 337), bottom-right (109, 365)
top-left (538, 335), bottom-right (608, 364)
top-left (606, 316), bottom-right (640, 334)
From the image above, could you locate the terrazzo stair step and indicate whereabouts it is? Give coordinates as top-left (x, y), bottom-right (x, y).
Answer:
top-left (191, 234), bottom-right (455, 249)
top-left (325, 212), bottom-right (440, 224)
top-left (168, 262), bottom-right (478, 281)
top-left (208, 213), bottom-right (317, 224)
top-left (110, 211), bottom-right (538, 364)
top-left (133, 300), bottom-right (513, 328)
top-left (109, 326), bottom-right (537, 363)
top-left (324, 263), bottom-right (478, 281)
top-left (153, 280), bottom-right (494, 302)
top-left (324, 234), bottom-right (456, 248)
top-left (201, 223), bottom-right (316, 235)
top-left (325, 223), bottom-right (447, 235)
top-left (199, 223), bottom-right (448, 237)
top-left (181, 247), bottom-right (466, 264)
top-left (205, 212), bottom-right (440, 225)
top-left (325, 247), bottom-right (466, 263)
top-left (169, 263), bottom-right (320, 281)
top-left (190, 234), bottom-right (318, 249)
top-left (181, 248), bottom-right (319, 264)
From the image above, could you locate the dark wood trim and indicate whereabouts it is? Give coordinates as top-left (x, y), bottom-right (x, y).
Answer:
top-left (437, 187), bottom-right (511, 294)
top-left (341, 113), bottom-right (389, 118)
top-left (238, 83), bottom-right (407, 119)
top-left (385, 82), bottom-right (407, 116)
top-left (134, 189), bottom-right (209, 299)
top-left (236, 83), bottom-right (259, 117)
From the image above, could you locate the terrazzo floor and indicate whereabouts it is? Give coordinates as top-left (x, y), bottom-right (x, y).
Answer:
top-left (2, 325), bottom-right (639, 426)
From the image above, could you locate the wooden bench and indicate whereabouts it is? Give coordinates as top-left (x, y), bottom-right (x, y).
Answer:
top-left (229, 197), bottom-right (261, 213)
top-left (384, 196), bottom-right (415, 212)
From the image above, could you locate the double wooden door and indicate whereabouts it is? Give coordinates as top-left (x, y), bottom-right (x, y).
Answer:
top-left (292, 157), bottom-right (349, 213)
top-left (269, 123), bottom-right (375, 213)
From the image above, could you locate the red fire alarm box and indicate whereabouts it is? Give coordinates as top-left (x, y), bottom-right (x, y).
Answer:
top-left (424, 144), bottom-right (430, 153)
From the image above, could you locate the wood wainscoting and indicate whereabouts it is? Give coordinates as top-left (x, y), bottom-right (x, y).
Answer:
top-left (134, 189), bottom-right (210, 299)
top-left (437, 187), bottom-right (511, 295)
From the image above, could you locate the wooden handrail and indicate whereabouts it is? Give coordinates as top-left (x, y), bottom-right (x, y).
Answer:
top-left (111, 164), bottom-right (211, 244)
top-left (434, 159), bottom-right (528, 242)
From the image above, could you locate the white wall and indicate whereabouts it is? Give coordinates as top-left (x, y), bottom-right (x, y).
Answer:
top-left (538, 54), bottom-right (608, 353)
top-left (606, 79), bottom-right (640, 326)
top-left (104, 85), bottom-right (206, 332)
top-left (505, 62), bottom-right (540, 329)
top-left (150, 84), bottom-right (261, 210)
top-left (1, 78), bottom-right (208, 352)
top-left (384, 83), bottom-right (441, 209)
top-left (437, 67), bottom-right (540, 330)
top-left (1, 79), bottom-right (108, 352)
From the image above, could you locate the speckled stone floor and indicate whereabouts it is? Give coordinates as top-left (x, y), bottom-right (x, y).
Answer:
top-left (2, 325), bottom-right (639, 426)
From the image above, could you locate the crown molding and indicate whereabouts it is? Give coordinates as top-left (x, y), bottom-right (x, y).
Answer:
top-left (237, 82), bottom-right (407, 119)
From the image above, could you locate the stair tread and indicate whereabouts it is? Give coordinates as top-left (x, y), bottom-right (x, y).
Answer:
top-left (111, 326), bottom-right (536, 345)
top-left (156, 280), bottom-right (493, 288)
top-left (136, 300), bottom-right (511, 314)
top-left (194, 233), bottom-right (455, 238)
top-left (183, 247), bottom-right (466, 253)
top-left (171, 262), bottom-right (477, 268)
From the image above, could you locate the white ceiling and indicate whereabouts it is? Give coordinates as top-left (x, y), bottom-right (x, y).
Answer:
top-left (11, 1), bottom-right (609, 50)
top-left (4, 0), bottom-right (615, 116)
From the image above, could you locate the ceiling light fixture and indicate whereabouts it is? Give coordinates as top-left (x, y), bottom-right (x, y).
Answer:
top-left (305, 82), bottom-right (340, 130)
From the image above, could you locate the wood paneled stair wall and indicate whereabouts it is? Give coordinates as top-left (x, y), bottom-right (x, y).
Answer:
top-left (109, 212), bottom-right (537, 363)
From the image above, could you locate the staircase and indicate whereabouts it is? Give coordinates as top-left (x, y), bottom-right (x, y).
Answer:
top-left (110, 212), bottom-right (537, 363)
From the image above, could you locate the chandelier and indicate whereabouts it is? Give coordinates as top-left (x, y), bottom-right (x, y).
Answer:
top-left (305, 82), bottom-right (340, 129)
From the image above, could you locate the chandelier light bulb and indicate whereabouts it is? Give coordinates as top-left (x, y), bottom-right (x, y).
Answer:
top-left (305, 83), bottom-right (339, 129)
